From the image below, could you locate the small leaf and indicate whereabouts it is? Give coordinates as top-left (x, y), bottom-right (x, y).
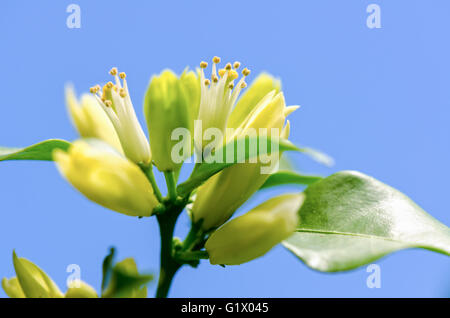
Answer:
top-left (259, 171), bottom-right (322, 190)
top-left (102, 258), bottom-right (152, 298)
top-left (177, 137), bottom-right (300, 196)
top-left (283, 171), bottom-right (450, 272)
top-left (101, 247), bottom-right (115, 292)
top-left (297, 147), bottom-right (334, 167)
top-left (0, 139), bottom-right (71, 161)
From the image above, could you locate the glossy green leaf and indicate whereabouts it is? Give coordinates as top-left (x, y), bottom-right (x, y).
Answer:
top-left (260, 171), bottom-right (322, 190)
top-left (0, 139), bottom-right (71, 161)
top-left (177, 137), bottom-right (300, 196)
top-left (283, 171), bottom-right (450, 272)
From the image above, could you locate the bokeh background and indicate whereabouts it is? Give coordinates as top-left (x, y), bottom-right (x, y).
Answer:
top-left (0, 0), bottom-right (449, 297)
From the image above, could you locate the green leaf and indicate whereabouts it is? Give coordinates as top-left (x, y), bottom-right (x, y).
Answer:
top-left (0, 139), bottom-right (71, 161)
top-left (283, 170), bottom-right (450, 272)
top-left (101, 247), bottom-right (115, 292)
top-left (260, 171), bottom-right (322, 190)
top-left (297, 147), bottom-right (334, 167)
top-left (102, 258), bottom-right (152, 298)
top-left (177, 137), bottom-right (300, 196)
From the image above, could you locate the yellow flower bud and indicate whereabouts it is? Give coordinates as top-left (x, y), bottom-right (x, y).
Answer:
top-left (65, 86), bottom-right (123, 154)
top-left (11, 251), bottom-right (63, 298)
top-left (192, 91), bottom-right (297, 230)
top-left (53, 140), bottom-right (158, 217)
top-left (1, 277), bottom-right (25, 298)
top-left (180, 70), bottom-right (201, 124)
top-left (65, 280), bottom-right (98, 298)
top-left (144, 70), bottom-right (198, 171)
top-left (205, 193), bottom-right (304, 265)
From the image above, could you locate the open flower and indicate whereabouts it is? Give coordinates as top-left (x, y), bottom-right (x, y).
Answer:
top-left (192, 64), bottom-right (299, 230)
top-left (53, 140), bottom-right (158, 217)
top-left (205, 193), bottom-right (304, 265)
top-left (195, 57), bottom-right (251, 152)
top-left (65, 85), bottom-right (123, 153)
top-left (90, 68), bottom-right (151, 164)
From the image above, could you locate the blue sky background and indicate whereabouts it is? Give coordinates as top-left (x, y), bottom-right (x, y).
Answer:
top-left (0, 0), bottom-right (449, 297)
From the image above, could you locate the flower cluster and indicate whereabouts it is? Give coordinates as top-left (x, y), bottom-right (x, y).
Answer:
top-left (3, 56), bottom-right (304, 298)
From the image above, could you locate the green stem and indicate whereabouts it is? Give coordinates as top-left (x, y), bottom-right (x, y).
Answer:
top-left (164, 171), bottom-right (177, 201)
top-left (182, 221), bottom-right (203, 251)
top-left (140, 164), bottom-right (163, 202)
top-left (176, 250), bottom-right (209, 262)
top-left (155, 205), bottom-right (182, 298)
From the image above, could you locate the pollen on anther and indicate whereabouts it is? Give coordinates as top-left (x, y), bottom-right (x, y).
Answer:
top-left (200, 61), bottom-right (208, 69)
top-left (204, 79), bottom-right (210, 86)
top-left (213, 56), bottom-right (221, 64)
top-left (225, 63), bottom-right (232, 70)
top-left (109, 67), bottom-right (118, 76)
top-left (90, 85), bottom-right (100, 94)
top-left (119, 88), bottom-right (127, 98)
top-left (105, 100), bottom-right (113, 107)
top-left (233, 62), bottom-right (241, 69)
top-left (218, 69), bottom-right (226, 77)
top-left (106, 81), bottom-right (114, 89)
top-left (119, 72), bottom-right (126, 79)
top-left (229, 70), bottom-right (238, 80)
top-left (228, 83), bottom-right (234, 89)
top-left (212, 75), bottom-right (219, 83)
top-left (240, 82), bottom-right (247, 88)
top-left (242, 68), bottom-right (251, 77)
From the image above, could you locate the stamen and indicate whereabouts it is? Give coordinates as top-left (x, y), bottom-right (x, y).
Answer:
top-left (242, 68), bottom-right (251, 77)
top-left (90, 85), bottom-right (100, 94)
top-left (213, 56), bottom-right (221, 64)
top-left (233, 61), bottom-right (241, 69)
top-left (119, 88), bottom-right (127, 98)
top-left (225, 63), bottom-right (232, 70)
top-left (218, 69), bottom-right (226, 77)
top-left (240, 82), bottom-right (247, 88)
top-left (228, 70), bottom-right (238, 80)
top-left (109, 67), bottom-right (118, 76)
top-left (228, 83), bottom-right (234, 89)
top-left (204, 79), bottom-right (211, 86)
top-left (119, 72), bottom-right (126, 79)
top-left (105, 100), bottom-right (113, 107)
top-left (200, 61), bottom-right (208, 69)
top-left (106, 81), bottom-right (114, 89)
top-left (212, 75), bottom-right (219, 83)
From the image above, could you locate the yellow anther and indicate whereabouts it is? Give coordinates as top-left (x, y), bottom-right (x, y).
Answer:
top-left (228, 83), bottom-right (234, 89)
top-left (228, 69), bottom-right (238, 80)
top-left (109, 67), bottom-right (118, 76)
top-left (119, 88), bottom-right (127, 98)
top-left (218, 69), bottom-right (226, 77)
top-left (204, 79), bottom-right (211, 86)
top-left (119, 72), bottom-right (126, 79)
top-left (106, 81), bottom-right (114, 89)
top-left (89, 86), bottom-right (100, 94)
top-left (240, 82), bottom-right (247, 88)
top-left (213, 56), bottom-right (221, 64)
top-left (233, 61), bottom-right (241, 69)
top-left (242, 68), bottom-right (251, 76)
top-left (225, 63), bottom-right (232, 70)
top-left (200, 61), bottom-right (208, 68)
top-left (212, 75), bottom-right (219, 83)
top-left (105, 100), bottom-right (113, 107)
